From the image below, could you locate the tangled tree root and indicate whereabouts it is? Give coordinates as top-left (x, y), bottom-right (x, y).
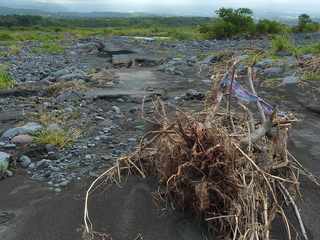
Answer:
top-left (84, 59), bottom-right (318, 240)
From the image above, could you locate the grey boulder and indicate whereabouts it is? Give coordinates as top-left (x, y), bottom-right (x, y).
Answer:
top-left (1, 122), bottom-right (43, 140)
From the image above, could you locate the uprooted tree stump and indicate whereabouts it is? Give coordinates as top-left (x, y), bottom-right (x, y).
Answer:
top-left (84, 58), bottom-right (318, 240)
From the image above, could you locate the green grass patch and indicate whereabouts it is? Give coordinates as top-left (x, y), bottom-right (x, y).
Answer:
top-left (271, 34), bottom-right (297, 56)
top-left (32, 42), bottom-right (64, 54)
top-left (0, 32), bottom-right (14, 41)
top-left (0, 65), bottom-right (14, 89)
top-left (34, 129), bottom-right (77, 149)
top-left (0, 29), bottom-right (65, 43)
top-left (296, 42), bottom-right (320, 55)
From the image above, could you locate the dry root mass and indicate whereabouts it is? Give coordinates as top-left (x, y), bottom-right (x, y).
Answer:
top-left (84, 60), bottom-right (318, 240)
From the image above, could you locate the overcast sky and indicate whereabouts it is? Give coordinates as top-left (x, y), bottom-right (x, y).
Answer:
top-left (3, 0), bottom-right (320, 15)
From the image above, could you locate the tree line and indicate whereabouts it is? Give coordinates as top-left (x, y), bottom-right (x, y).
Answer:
top-left (0, 9), bottom-right (319, 39)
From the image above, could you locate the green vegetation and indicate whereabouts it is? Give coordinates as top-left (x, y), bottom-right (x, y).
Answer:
top-left (0, 32), bottom-right (14, 41)
top-left (0, 10), bottom-right (318, 42)
top-left (271, 34), bottom-right (297, 55)
top-left (34, 129), bottom-right (78, 149)
top-left (32, 42), bottom-right (64, 54)
top-left (293, 14), bottom-right (319, 33)
top-left (297, 42), bottom-right (320, 55)
top-left (34, 110), bottom-right (81, 149)
top-left (0, 15), bottom-right (208, 28)
top-left (256, 19), bottom-right (286, 34)
top-left (270, 34), bottom-right (320, 57)
top-left (0, 65), bottom-right (14, 89)
top-left (199, 8), bottom-right (255, 39)
top-left (199, 8), bottom-right (285, 39)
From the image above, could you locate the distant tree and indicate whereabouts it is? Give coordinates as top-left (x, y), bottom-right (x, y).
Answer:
top-left (295, 14), bottom-right (319, 32)
top-left (199, 7), bottom-right (255, 39)
top-left (215, 7), bottom-right (254, 30)
top-left (298, 14), bottom-right (312, 27)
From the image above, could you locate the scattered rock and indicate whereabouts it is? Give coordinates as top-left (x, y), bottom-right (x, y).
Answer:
top-left (112, 106), bottom-right (121, 114)
top-left (59, 180), bottom-right (69, 187)
top-left (199, 55), bottom-right (221, 65)
top-left (1, 122), bottom-right (43, 140)
top-left (89, 69), bottom-right (114, 87)
top-left (184, 89), bottom-right (205, 100)
top-left (0, 152), bottom-right (10, 173)
top-left (282, 75), bottom-right (299, 85)
top-left (134, 57), bottom-right (160, 67)
top-left (263, 67), bottom-right (283, 78)
top-left (56, 90), bottom-right (83, 103)
top-left (36, 159), bottom-right (51, 168)
top-left (256, 59), bottom-right (273, 68)
top-left (275, 50), bottom-right (292, 57)
top-left (2, 144), bottom-right (16, 149)
top-left (28, 162), bottom-right (36, 170)
top-left (301, 54), bottom-right (313, 61)
top-left (19, 155), bottom-right (32, 168)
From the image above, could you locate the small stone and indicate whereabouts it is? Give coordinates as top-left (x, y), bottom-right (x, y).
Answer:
top-left (85, 154), bottom-right (92, 160)
top-left (103, 128), bottom-right (111, 133)
top-left (46, 144), bottom-right (57, 152)
top-left (12, 134), bottom-right (33, 145)
top-left (112, 106), bottom-right (121, 114)
top-left (89, 172), bottom-right (99, 177)
top-left (54, 188), bottom-right (62, 193)
top-left (36, 159), bottom-right (51, 168)
top-left (87, 143), bottom-right (95, 147)
top-left (94, 136), bottom-right (101, 141)
top-left (102, 155), bottom-right (112, 161)
top-left (263, 67), bottom-right (283, 78)
top-left (128, 138), bottom-right (136, 142)
top-left (0, 152), bottom-right (10, 173)
top-left (282, 75), bottom-right (299, 85)
top-left (28, 163), bottom-right (36, 170)
top-left (6, 170), bottom-right (13, 177)
top-left (3, 144), bottom-right (16, 149)
top-left (95, 116), bottom-right (105, 121)
top-left (59, 180), bottom-right (69, 187)
top-left (19, 155), bottom-right (32, 168)
top-left (184, 89), bottom-right (205, 100)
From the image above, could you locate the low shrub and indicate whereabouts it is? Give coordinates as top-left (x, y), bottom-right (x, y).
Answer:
top-left (256, 19), bottom-right (285, 34)
top-left (34, 129), bottom-right (77, 149)
top-left (271, 34), bottom-right (297, 55)
top-left (0, 65), bottom-right (15, 89)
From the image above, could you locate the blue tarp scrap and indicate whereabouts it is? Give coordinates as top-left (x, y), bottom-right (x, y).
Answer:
top-left (220, 75), bottom-right (286, 117)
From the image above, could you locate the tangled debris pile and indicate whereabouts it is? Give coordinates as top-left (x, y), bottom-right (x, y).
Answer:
top-left (298, 55), bottom-right (320, 80)
top-left (84, 59), bottom-right (317, 240)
